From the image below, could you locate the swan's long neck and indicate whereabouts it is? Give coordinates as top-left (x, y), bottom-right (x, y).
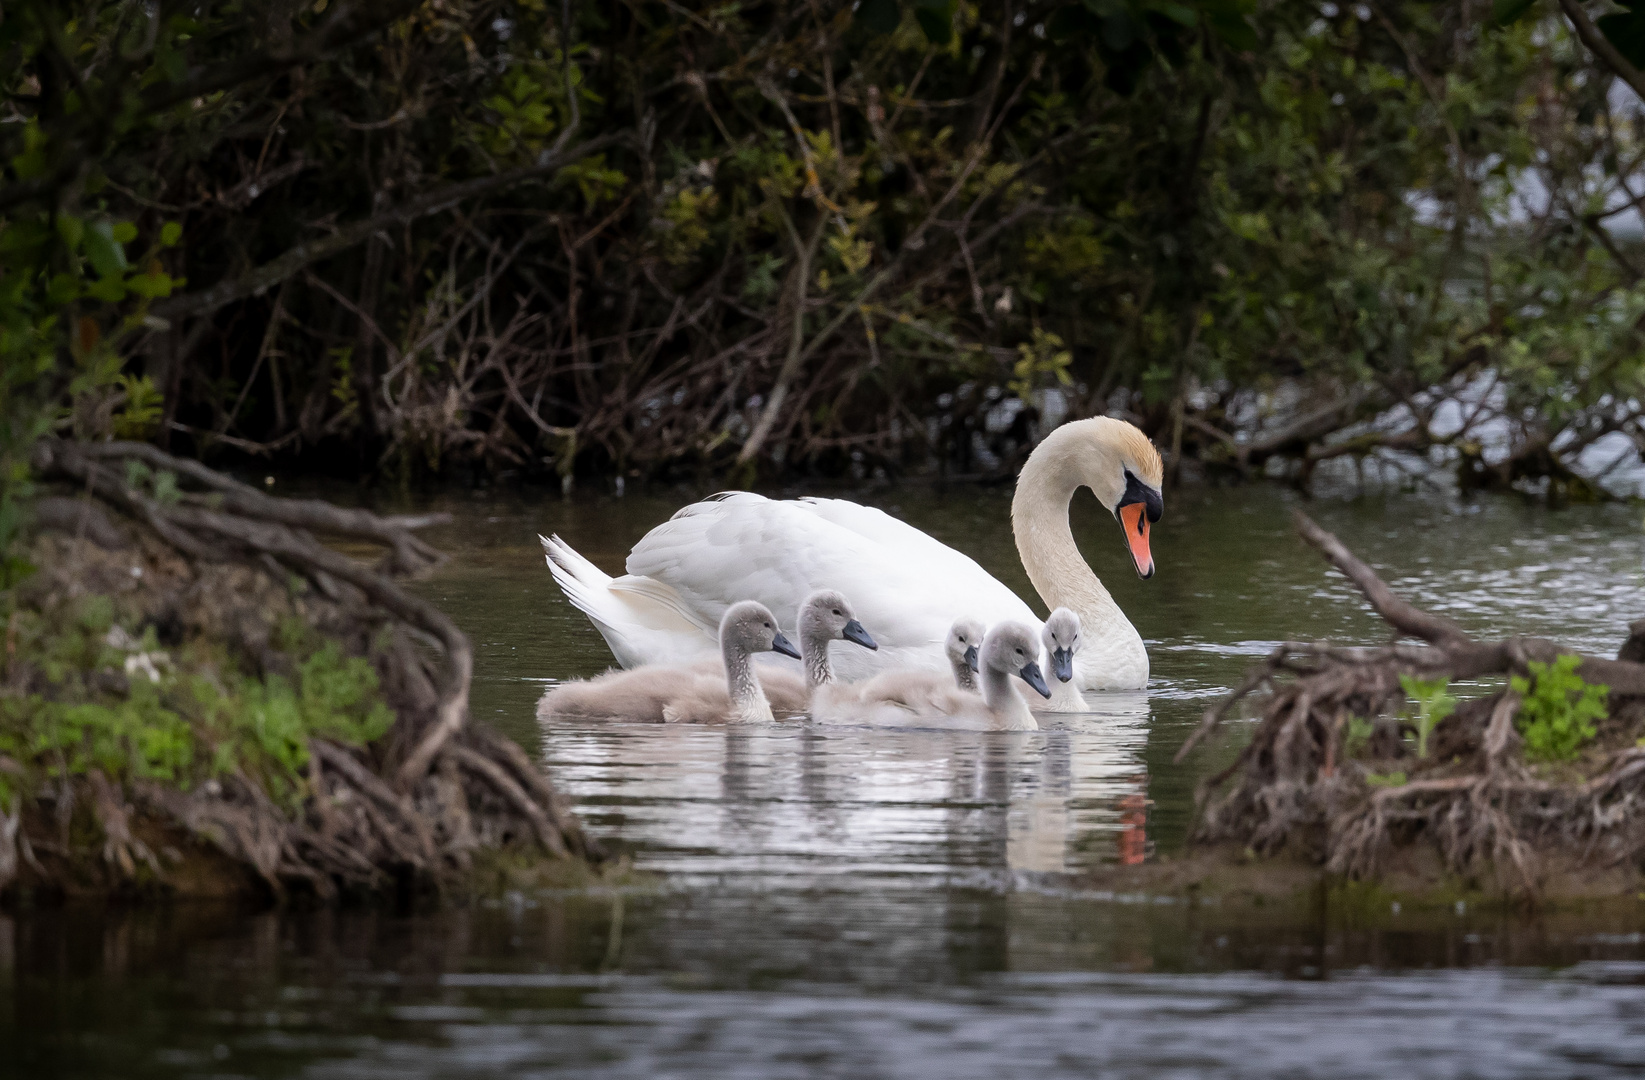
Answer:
top-left (723, 642), bottom-right (774, 723)
top-left (1011, 436), bottom-right (1134, 643)
top-left (952, 656), bottom-right (977, 693)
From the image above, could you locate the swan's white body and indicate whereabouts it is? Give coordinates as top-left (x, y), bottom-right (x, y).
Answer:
top-left (542, 417), bottom-right (1161, 698)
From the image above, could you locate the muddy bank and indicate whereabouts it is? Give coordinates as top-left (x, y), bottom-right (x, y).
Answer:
top-left (2, 440), bottom-right (597, 905)
top-left (1171, 511), bottom-right (1645, 902)
top-left (1071, 842), bottom-right (1645, 917)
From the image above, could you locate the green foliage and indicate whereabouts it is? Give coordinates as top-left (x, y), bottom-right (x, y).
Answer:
top-left (0, 596), bottom-right (394, 808)
top-left (1399, 675), bottom-right (1457, 759)
top-left (1366, 770), bottom-right (1408, 788)
top-left (3, 0), bottom-right (1643, 490)
top-left (1511, 655), bottom-right (1610, 763)
top-left (1009, 328), bottom-right (1074, 401)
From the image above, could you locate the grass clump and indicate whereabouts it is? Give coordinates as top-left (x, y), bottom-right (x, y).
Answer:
top-left (1511, 655), bottom-right (1609, 764)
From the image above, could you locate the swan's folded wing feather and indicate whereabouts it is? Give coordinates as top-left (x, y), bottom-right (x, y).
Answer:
top-left (625, 492), bottom-right (1037, 661)
top-left (793, 497), bottom-right (1025, 605)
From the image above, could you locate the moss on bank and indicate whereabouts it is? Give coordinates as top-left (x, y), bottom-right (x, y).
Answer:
top-left (2, 443), bottom-right (598, 904)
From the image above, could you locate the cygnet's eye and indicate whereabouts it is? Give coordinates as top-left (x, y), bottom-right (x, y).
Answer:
top-left (832, 609), bottom-right (842, 617)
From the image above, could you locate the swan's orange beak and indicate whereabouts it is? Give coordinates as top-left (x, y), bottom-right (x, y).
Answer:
top-left (1118, 503), bottom-right (1154, 579)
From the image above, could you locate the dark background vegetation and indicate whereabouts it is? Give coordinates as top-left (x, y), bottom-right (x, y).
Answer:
top-left (5, 0), bottom-right (1645, 517)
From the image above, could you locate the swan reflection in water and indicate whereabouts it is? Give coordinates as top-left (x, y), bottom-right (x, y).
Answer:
top-left (537, 688), bottom-right (1154, 880)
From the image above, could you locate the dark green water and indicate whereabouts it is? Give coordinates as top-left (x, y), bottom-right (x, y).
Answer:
top-left (6, 483), bottom-right (1645, 1078)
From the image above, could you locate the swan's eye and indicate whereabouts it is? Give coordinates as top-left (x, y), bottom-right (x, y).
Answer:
top-left (832, 609), bottom-right (842, 616)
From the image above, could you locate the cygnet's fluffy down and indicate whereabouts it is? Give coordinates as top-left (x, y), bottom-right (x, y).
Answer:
top-left (811, 621), bottom-right (1051, 731)
top-left (538, 601), bottom-right (799, 724)
top-left (843, 617), bottom-right (984, 710)
top-left (1036, 606), bottom-right (1086, 712)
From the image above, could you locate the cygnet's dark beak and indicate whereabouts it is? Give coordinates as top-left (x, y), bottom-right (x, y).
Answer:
top-left (842, 619), bottom-right (877, 650)
top-left (1051, 647), bottom-right (1075, 683)
top-left (1019, 661), bottom-right (1052, 699)
top-left (964, 645), bottom-right (980, 673)
top-left (771, 630), bottom-right (802, 659)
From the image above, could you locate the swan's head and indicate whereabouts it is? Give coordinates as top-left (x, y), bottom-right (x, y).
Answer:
top-left (1048, 417), bottom-right (1163, 579)
top-left (1041, 607), bottom-right (1082, 683)
top-left (982, 622), bottom-right (1052, 699)
top-left (722, 601), bottom-right (801, 659)
top-left (798, 589), bottom-right (877, 650)
top-left (945, 617), bottom-right (986, 674)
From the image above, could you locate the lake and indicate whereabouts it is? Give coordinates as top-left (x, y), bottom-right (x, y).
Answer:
top-left (6, 481), bottom-right (1645, 1078)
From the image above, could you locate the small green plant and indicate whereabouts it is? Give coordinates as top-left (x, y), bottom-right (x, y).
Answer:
top-left (1399, 674), bottom-right (1456, 759)
top-left (1343, 715), bottom-right (1375, 758)
top-left (0, 596), bottom-right (395, 810)
top-left (1511, 655), bottom-right (1609, 763)
top-left (1366, 770), bottom-right (1408, 787)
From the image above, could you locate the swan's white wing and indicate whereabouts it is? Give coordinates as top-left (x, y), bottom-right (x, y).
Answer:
top-left (625, 492), bottom-right (1039, 680)
top-left (541, 534), bottom-right (716, 668)
top-left (793, 497), bottom-right (1020, 597)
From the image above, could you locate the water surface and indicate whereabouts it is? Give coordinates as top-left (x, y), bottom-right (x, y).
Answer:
top-left (6, 482), bottom-right (1645, 1078)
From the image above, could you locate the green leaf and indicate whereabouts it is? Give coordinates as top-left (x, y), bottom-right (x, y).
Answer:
top-left (46, 273), bottom-right (81, 305)
top-left (1598, 4), bottom-right (1645, 72)
top-left (110, 221), bottom-right (138, 244)
top-left (159, 221), bottom-right (183, 247)
top-left (126, 270), bottom-right (174, 299)
top-left (84, 221), bottom-right (129, 278)
top-left (55, 214), bottom-right (84, 252)
top-left (914, 0), bottom-right (952, 45)
top-left (1208, 10), bottom-right (1260, 53)
top-left (85, 275), bottom-right (127, 304)
top-left (1490, 0), bottom-right (1538, 27)
top-left (857, 0), bottom-right (901, 35)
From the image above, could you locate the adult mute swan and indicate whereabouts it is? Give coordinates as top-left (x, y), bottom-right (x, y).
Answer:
top-left (541, 416), bottom-right (1161, 693)
top-left (535, 601), bottom-right (799, 725)
top-left (812, 622), bottom-right (1051, 731)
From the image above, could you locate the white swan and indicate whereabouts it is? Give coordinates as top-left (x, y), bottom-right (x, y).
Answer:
top-left (812, 622), bottom-right (1051, 731)
top-left (535, 601), bottom-right (800, 725)
top-left (541, 416), bottom-right (1162, 695)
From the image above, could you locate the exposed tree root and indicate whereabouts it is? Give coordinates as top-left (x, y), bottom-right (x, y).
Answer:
top-left (1177, 510), bottom-right (1645, 897)
top-left (7, 439), bottom-right (599, 900)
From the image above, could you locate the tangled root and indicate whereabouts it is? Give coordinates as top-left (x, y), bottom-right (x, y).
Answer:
top-left (1177, 511), bottom-right (1645, 897)
top-left (7, 438), bottom-right (598, 900)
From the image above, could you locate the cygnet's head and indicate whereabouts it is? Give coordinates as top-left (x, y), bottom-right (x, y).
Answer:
top-left (981, 622), bottom-right (1052, 699)
top-left (1041, 607), bottom-right (1082, 683)
top-left (946, 618), bottom-right (986, 674)
top-left (721, 601), bottom-right (801, 658)
top-left (798, 589), bottom-right (877, 650)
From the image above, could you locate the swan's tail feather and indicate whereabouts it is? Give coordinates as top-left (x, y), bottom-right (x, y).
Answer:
top-left (539, 534), bottom-right (716, 669)
top-left (541, 534), bottom-right (612, 619)
top-left (540, 534), bottom-right (643, 667)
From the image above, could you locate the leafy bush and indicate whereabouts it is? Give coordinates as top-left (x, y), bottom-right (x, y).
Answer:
top-left (1511, 655), bottom-right (1610, 763)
